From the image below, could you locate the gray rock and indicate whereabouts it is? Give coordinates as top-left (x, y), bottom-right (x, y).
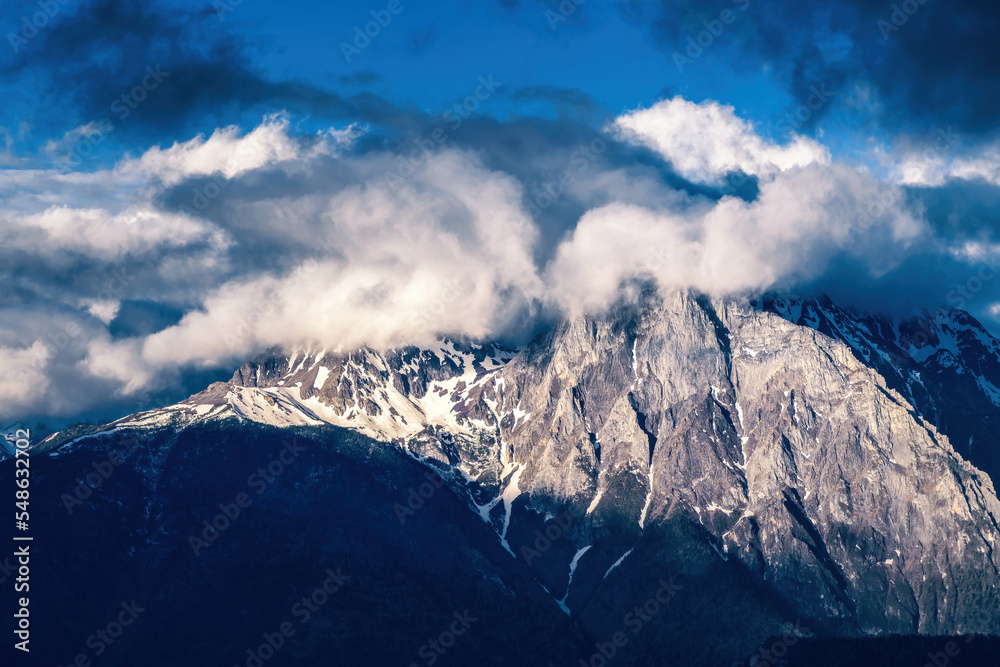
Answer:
top-left (91, 288), bottom-right (1000, 636)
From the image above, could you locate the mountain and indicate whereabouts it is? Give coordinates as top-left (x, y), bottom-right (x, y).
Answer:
top-left (761, 294), bottom-right (1000, 485)
top-left (8, 289), bottom-right (1000, 666)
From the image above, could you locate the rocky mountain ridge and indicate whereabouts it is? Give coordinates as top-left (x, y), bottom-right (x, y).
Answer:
top-left (761, 294), bottom-right (1000, 484)
top-left (45, 289), bottom-right (1000, 641)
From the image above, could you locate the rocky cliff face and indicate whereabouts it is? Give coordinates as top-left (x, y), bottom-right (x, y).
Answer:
top-left (486, 290), bottom-right (1000, 635)
top-left (42, 289), bottom-right (1000, 654)
top-left (761, 294), bottom-right (1000, 486)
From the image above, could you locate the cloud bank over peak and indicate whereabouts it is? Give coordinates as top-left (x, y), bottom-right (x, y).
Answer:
top-left (547, 163), bottom-right (924, 314)
top-left (95, 148), bottom-right (546, 377)
top-left (0, 97), bottom-right (963, 423)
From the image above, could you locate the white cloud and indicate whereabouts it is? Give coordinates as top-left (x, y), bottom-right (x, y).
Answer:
top-left (0, 104), bottom-right (940, 416)
top-left (89, 148), bottom-right (545, 387)
top-left (5, 205), bottom-right (226, 260)
top-left (546, 163), bottom-right (926, 314)
top-left (81, 337), bottom-right (153, 396)
top-left (43, 121), bottom-right (108, 160)
top-left (117, 114), bottom-right (361, 186)
top-left (0, 343), bottom-right (52, 419)
top-left (84, 300), bottom-right (121, 325)
top-left (948, 241), bottom-right (1000, 263)
top-left (613, 96), bottom-right (830, 185)
top-left (889, 141), bottom-right (1000, 187)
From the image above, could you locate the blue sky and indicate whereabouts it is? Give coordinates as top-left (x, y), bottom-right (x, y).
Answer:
top-left (2, 0), bottom-right (981, 172)
top-left (2, 0), bottom-right (1000, 428)
top-left (0, 0), bottom-right (846, 163)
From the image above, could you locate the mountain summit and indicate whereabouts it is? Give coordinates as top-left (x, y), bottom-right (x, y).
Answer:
top-left (28, 290), bottom-right (1000, 665)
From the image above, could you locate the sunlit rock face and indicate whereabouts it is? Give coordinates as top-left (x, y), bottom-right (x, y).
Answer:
top-left (37, 288), bottom-right (1000, 667)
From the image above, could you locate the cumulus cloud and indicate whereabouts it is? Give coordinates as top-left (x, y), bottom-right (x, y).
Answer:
top-left (43, 121), bottom-right (109, 159)
top-left (110, 149), bottom-right (544, 381)
top-left (84, 300), bottom-right (121, 325)
top-left (4, 206), bottom-right (225, 260)
top-left (0, 100), bottom-right (949, 422)
top-left (546, 163), bottom-right (926, 314)
top-left (81, 337), bottom-right (152, 397)
top-left (887, 138), bottom-right (1000, 188)
top-left (613, 97), bottom-right (830, 185)
top-left (117, 115), bottom-right (361, 186)
top-left (0, 343), bottom-right (52, 415)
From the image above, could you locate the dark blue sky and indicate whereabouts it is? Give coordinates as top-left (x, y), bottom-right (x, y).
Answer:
top-left (3, 0), bottom-right (997, 169)
top-left (0, 0), bottom-right (880, 162)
